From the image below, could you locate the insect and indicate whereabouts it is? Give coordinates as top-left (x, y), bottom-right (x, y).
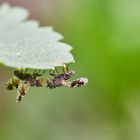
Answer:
top-left (5, 69), bottom-right (46, 102)
top-left (47, 69), bottom-right (75, 88)
top-left (14, 69), bottom-right (45, 80)
top-left (68, 77), bottom-right (88, 88)
top-left (16, 76), bottom-right (49, 103)
top-left (5, 77), bottom-right (21, 90)
top-left (16, 82), bottom-right (31, 103)
top-left (47, 70), bottom-right (88, 89)
top-left (14, 69), bottom-right (46, 102)
top-left (5, 64), bottom-right (88, 103)
top-left (14, 69), bottom-right (46, 86)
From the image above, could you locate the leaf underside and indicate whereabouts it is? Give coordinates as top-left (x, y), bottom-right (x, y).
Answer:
top-left (0, 3), bottom-right (75, 69)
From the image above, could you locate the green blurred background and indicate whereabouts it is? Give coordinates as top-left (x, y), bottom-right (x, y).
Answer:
top-left (0, 0), bottom-right (140, 140)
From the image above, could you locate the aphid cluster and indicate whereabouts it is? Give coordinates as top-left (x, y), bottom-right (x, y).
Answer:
top-left (5, 65), bottom-right (88, 103)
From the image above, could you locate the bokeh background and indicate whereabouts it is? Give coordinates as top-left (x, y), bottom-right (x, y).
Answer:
top-left (0, 0), bottom-right (140, 140)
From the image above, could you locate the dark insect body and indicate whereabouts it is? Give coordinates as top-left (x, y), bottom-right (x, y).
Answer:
top-left (46, 71), bottom-right (88, 89)
top-left (70, 78), bottom-right (88, 88)
top-left (47, 71), bottom-right (75, 88)
top-left (14, 70), bottom-right (42, 81)
top-left (14, 69), bottom-right (45, 87)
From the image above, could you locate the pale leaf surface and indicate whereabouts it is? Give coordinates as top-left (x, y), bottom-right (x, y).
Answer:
top-left (0, 3), bottom-right (75, 69)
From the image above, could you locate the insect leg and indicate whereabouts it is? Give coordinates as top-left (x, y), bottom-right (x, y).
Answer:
top-left (62, 63), bottom-right (69, 73)
top-left (55, 67), bottom-right (59, 75)
top-left (24, 68), bottom-right (28, 74)
top-left (41, 70), bottom-right (46, 75)
top-left (33, 69), bottom-right (37, 74)
top-left (66, 64), bottom-right (69, 71)
top-left (37, 70), bottom-right (41, 75)
top-left (20, 69), bottom-right (24, 74)
top-left (49, 69), bottom-right (56, 77)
